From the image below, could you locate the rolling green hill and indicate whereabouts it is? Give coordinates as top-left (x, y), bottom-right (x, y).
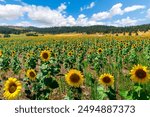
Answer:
top-left (0, 24), bottom-right (150, 34)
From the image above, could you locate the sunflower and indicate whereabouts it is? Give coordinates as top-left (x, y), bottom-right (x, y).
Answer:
top-left (3, 77), bottom-right (22, 100)
top-left (97, 48), bottom-right (103, 54)
top-left (12, 51), bottom-right (15, 56)
top-left (99, 73), bottom-right (114, 86)
top-left (40, 50), bottom-right (50, 61)
top-left (65, 69), bottom-right (84, 87)
top-left (26, 69), bottom-right (36, 80)
top-left (0, 50), bottom-right (2, 57)
top-left (132, 45), bottom-right (136, 49)
top-left (68, 51), bottom-right (72, 56)
top-left (130, 64), bottom-right (149, 83)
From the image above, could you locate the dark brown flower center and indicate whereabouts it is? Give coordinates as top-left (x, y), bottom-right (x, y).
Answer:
top-left (9, 83), bottom-right (17, 93)
top-left (29, 71), bottom-right (35, 78)
top-left (98, 49), bottom-right (102, 53)
top-left (102, 76), bottom-right (111, 83)
top-left (68, 52), bottom-right (72, 56)
top-left (135, 69), bottom-right (146, 79)
top-left (43, 53), bottom-right (48, 59)
top-left (70, 73), bottom-right (80, 83)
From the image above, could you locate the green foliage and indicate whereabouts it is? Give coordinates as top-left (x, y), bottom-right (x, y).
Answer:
top-left (120, 84), bottom-right (150, 100)
top-left (26, 33), bottom-right (38, 36)
top-left (0, 57), bottom-right (10, 71)
top-left (44, 77), bottom-right (59, 89)
top-left (4, 34), bottom-right (11, 38)
top-left (11, 56), bottom-right (21, 74)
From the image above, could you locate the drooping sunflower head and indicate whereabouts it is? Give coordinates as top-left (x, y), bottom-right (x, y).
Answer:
top-left (65, 69), bottom-right (84, 87)
top-left (97, 48), bottom-right (103, 54)
top-left (99, 73), bottom-right (114, 86)
top-left (3, 77), bottom-right (22, 100)
top-left (26, 69), bottom-right (36, 80)
top-left (130, 64), bottom-right (149, 83)
top-left (40, 50), bottom-right (50, 61)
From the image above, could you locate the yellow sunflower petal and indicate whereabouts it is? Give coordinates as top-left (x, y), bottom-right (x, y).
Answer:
top-left (65, 69), bottom-right (84, 87)
top-left (40, 50), bottom-right (50, 61)
top-left (99, 73), bottom-right (114, 86)
top-left (130, 64), bottom-right (150, 83)
top-left (26, 69), bottom-right (36, 80)
top-left (3, 77), bottom-right (22, 100)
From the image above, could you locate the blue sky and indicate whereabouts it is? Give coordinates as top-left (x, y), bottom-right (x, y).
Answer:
top-left (0, 0), bottom-right (150, 27)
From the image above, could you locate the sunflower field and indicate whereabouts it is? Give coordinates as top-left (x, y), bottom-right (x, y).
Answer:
top-left (0, 35), bottom-right (150, 100)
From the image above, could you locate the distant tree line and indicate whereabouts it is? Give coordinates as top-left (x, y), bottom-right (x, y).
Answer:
top-left (0, 26), bottom-right (31, 34)
top-left (0, 24), bottom-right (150, 35)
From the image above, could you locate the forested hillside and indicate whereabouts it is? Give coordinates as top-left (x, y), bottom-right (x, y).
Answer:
top-left (0, 24), bottom-right (150, 34)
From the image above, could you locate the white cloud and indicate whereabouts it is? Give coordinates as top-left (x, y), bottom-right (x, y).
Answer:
top-left (92, 12), bottom-right (110, 21)
top-left (87, 2), bottom-right (95, 9)
top-left (114, 17), bottom-right (138, 26)
top-left (75, 14), bottom-right (105, 26)
top-left (15, 21), bottom-right (32, 27)
top-left (0, 4), bottom-right (24, 20)
top-left (76, 14), bottom-right (88, 26)
top-left (0, 3), bottom-right (102, 27)
top-left (0, 4), bottom-right (71, 27)
top-left (57, 3), bottom-right (67, 13)
top-left (146, 9), bottom-right (150, 18)
top-left (91, 3), bottom-right (123, 21)
top-left (80, 2), bottom-right (95, 11)
top-left (25, 5), bottom-right (68, 27)
top-left (124, 5), bottom-right (145, 13)
top-left (66, 15), bottom-right (76, 26)
top-left (109, 3), bottom-right (123, 16)
top-left (91, 3), bottom-right (145, 21)
top-left (0, 3), bottom-right (145, 27)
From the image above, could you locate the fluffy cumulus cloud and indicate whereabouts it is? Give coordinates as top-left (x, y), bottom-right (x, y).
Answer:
top-left (25, 5), bottom-right (68, 26)
top-left (0, 3), bottom-right (100, 27)
top-left (91, 3), bottom-right (145, 21)
top-left (114, 17), bottom-right (138, 26)
top-left (0, 3), bottom-right (146, 27)
top-left (80, 2), bottom-right (95, 11)
top-left (0, 4), bottom-right (25, 20)
top-left (0, 4), bottom-right (72, 27)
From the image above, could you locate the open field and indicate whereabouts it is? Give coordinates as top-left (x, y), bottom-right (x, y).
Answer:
top-left (1, 29), bottom-right (150, 39)
top-left (0, 34), bottom-right (150, 100)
